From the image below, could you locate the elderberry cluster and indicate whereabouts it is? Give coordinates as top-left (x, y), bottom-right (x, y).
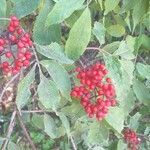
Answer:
top-left (71, 62), bottom-right (117, 120)
top-left (123, 128), bottom-right (140, 150)
top-left (0, 16), bottom-right (33, 76)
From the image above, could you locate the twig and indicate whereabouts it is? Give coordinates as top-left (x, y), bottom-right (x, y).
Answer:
top-left (70, 135), bottom-right (77, 150)
top-left (32, 44), bottom-right (42, 75)
top-left (1, 111), bottom-right (16, 150)
top-left (86, 47), bottom-right (112, 55)
top-left (0, 73), bottom-right (20, 102)
top-left (16, 110), bottom-right (36, 150)
top-left (21, 109), bottom-right (51, 113)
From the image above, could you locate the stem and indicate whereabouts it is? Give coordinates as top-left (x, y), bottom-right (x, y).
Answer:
top-left (21, 109), bottom-right (51, 113)
top-left (0, 73), bottom-right (20, 102)
top-left (86, 47), bottom-right (112, 55)
top-left (1, 111), bottom-right (16, 150)
top-left (70, 135), bottom-right (77, 150)
top-left (32, 44), bottom-right (42, 75)
top-left (16, 110), bottom-right (36, 150)
top-left (0, 18), bottom-right (10, 21)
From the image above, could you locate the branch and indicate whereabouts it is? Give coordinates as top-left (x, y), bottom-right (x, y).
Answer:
top-left (0, 73), bottom-right (20, 102)
top-left (21, 109), bottom-right (51, 113)
top-left (86, 47), bottom-right (112, 55)
top-left (16, 110), bottom-right (36, 150)
top-left (1, 111), bottom-right (16, 150)
top-left (70, 135), bottom-right (77, 150)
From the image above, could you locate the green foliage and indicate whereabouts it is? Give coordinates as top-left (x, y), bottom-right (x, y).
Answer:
top-left (16, 65), bottom-right (35, 110)
top-left (40, 60), bottom-right (71, 99)
top-left (12, 0), bottom-right (40, 18)
top-left (65, 8), bottom-right (91, 60)
top-left (45, 0), bottom-right (85, 26)
top-left (33, 0), bottom-right (61, 45)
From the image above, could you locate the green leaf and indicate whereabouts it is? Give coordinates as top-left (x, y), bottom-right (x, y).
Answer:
top-left (65, 10), bottom-right (83, 28)
top-left (44, 114), bottom-right (59, 139)
top-left (40, 60), bottom-right (71, 99)
top-left (136, 63), bottom-right (150, 79)
top-left (114, 36), bottom-right (136, 59)
top-left (107, 24), bottom-right (125, 37)
top-left (132, 0), bottom-right (149, 31)
top-left (104, 0), bottom-right (120, 15)
top-left (86, 121), bottom-right (108, 145)
top-left (16, 66), bottom-right (35, 110)
top-left (57, 112), bottom-right (70, 135)
top-left (38, 75), bottom-right (61, 110)
top-left (103, 41), bottom-right (120, 54)
top-left (36, 43), bottom-right (74, 64)
top-left (120, 0), bottom-right (138, 13)
top-left (0, 0), bottom-right (6, 17)
top-left (93, 21), bottom-right (105, 45)
top-left (12, 0), bottom-right (40, 19)
top-left (114, 41), bottom-right (134, 59)
top-left (0, 0), bottom-right (7, 27)
top-left (103, 55), bottom-right (123, 100)
top-left (133, 79), bottom-right (150, 106)
top-left (31, 114), bottom-right (44, 129)
top-left (129, 112), bottom-right (141, 130)
top-left (105, 107), bottom-right (124, 133)
top-left (117, 140), bottom-right (127, 150)
top-left (120, 90), bottom-right (135, 115)
top-left (45, 0), bottom-right (85, 26)
top-left (65, 8), bottom-right (91, 60)
top-left (33, 0), bottom-right (61, 45)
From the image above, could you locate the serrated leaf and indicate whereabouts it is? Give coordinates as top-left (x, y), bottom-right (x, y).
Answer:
top-left (33, 0), bottom-right (61, 45)
top-left (133, 79), bottom-right (150, 106)
top-left (45, 0), bottom-right (85, 26)
top-left (44, 114), bottom-right (59, 139)
top-left (12, 0), bottom-right (40, 19)
top-left (86, 121), bottom-right (108, 145)
top-left (136, 63), bottom-right (150, 79)
top-left (104, 0), bottom-right (120, 15)
top-left (103, 55), bottom-right (123, 100)
top-left (105, 107), bottom-right (124, 133)
top-left (65, 8), bottom-right (91, 60)
top-left (93, 21), bottom-right (105, 45)
top-left (120, 90), bottom-right (135, 115)
top-left (40, 60), bottom-right (71, 99)
top-left (36, 43), bottom-right (73, 64)
top-left (107, 24), bottom-right (125, 37)
top-left (38, 75), bottom-right (60, 110)
top-left (132, 0), bottom-right (149, 31)
top-left (129, 112), bottom-right (141, 130)
top-left (16, 66), bottom-right (35, 110)
top-left (57, 112), bottom-right (70, 135)
top-left (103, 41), bottom-right (120, 54)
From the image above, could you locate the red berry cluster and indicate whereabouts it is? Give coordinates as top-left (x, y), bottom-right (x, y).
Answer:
top-left (0, 16), bottom-right (33, 76)
top-left (71, 62), bottom-right (117, 120)
top-left (123, 128), bottom-right (140, 150)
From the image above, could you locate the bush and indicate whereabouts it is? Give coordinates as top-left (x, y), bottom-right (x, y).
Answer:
top-left (0, 0), bottom-right (149, 150)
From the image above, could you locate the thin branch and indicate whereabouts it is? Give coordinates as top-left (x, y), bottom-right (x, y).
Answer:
top-left (0, 73), bottom-right (20, 102)
top-left (32, 44), bottom-right (42, 75)
top-left (1, 111), bottom-right (16, 150)
top-left (0, 18), bottom-right (10, 21)
top-left (21, 109), bottom-right (51, 113)
top-left (70, 135), bottom-right (77, 150)
top-left (86, 47), bottom-right (112, 55)
top-left (16, 110), bottom-right (36, 150)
